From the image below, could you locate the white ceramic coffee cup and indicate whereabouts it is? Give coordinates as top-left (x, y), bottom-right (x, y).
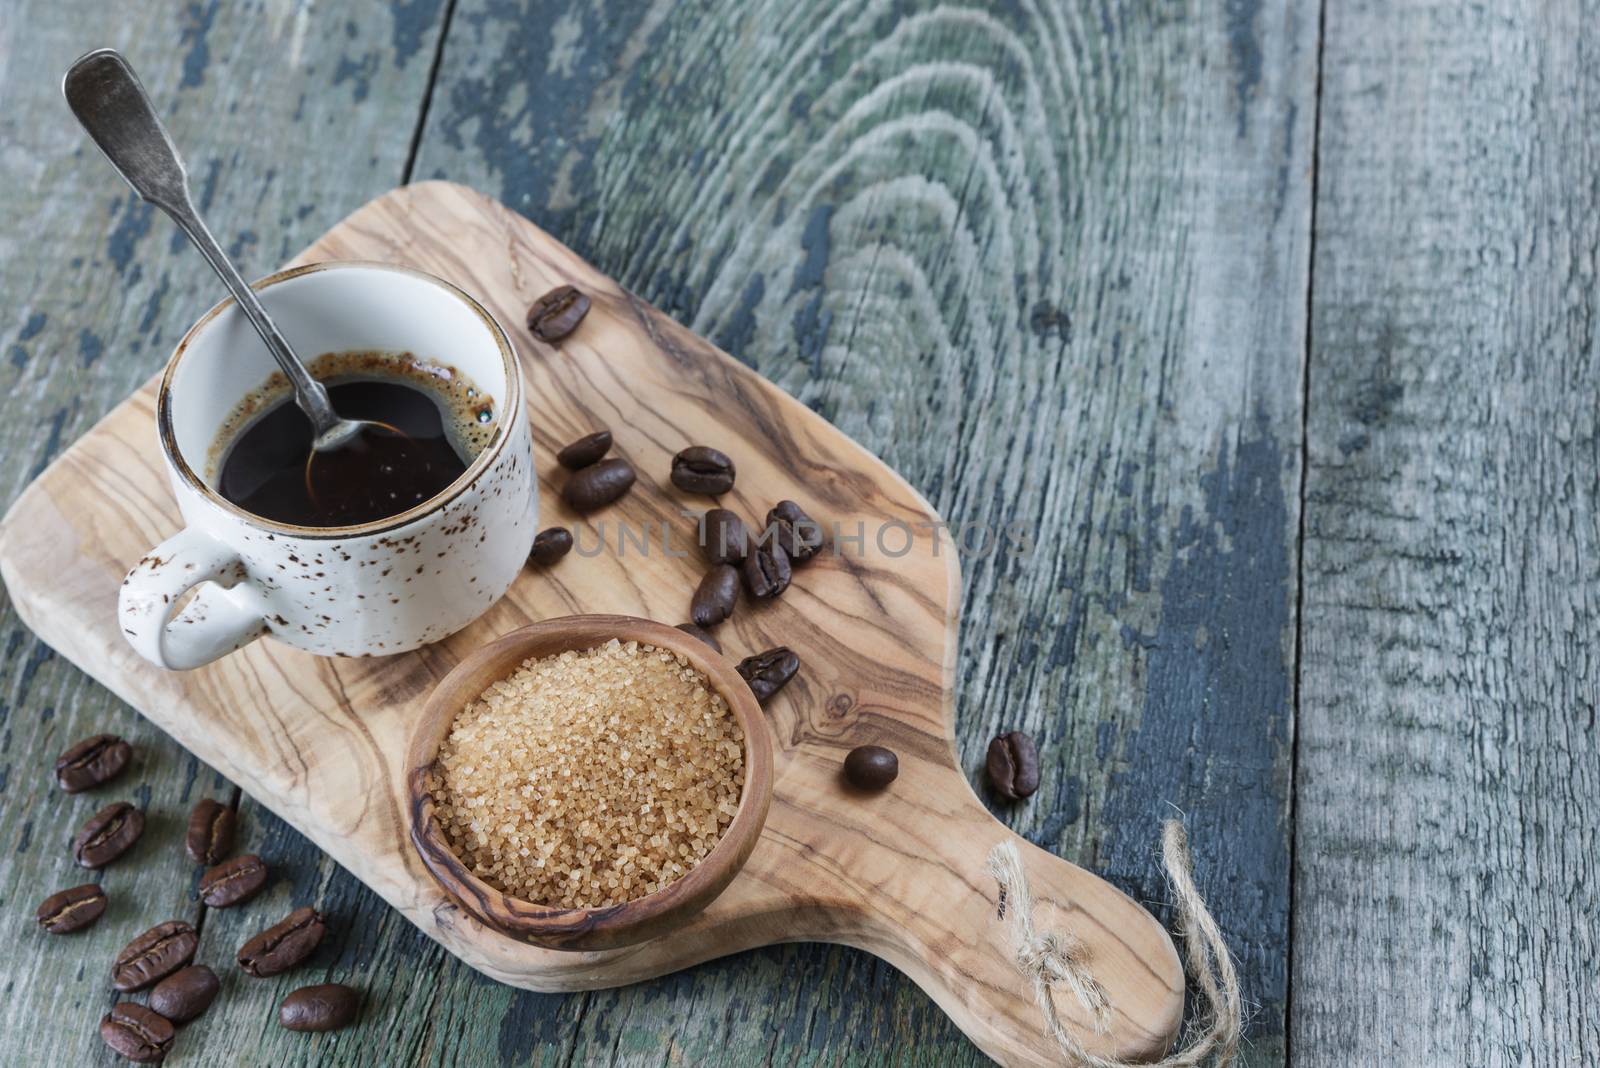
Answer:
top-left (119, 261), bottom-right (535, 670)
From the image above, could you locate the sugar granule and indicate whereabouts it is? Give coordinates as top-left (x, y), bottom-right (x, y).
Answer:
top-left (428, 639), bottom-right (744, 908)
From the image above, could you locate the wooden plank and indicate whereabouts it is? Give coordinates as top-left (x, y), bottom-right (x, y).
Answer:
top-left (402, 0), bottom-right (1318, 1064)
top-left (0, 1), bottom-right (447, 1064)
top-left (1295, 0), bottom-right (1600, 1062)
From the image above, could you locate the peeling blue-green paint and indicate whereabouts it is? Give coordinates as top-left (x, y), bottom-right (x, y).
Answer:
top-left (13, 641), bottom-right (53, 703)
top-left (495, 988), bottom-right (577, 1064)
top-left (107, 195), bottom-right (154, 275)
top-left (179, 0), bottom-right (220, 89)
top-left (28, 407), bottom-right (69, 480)
top-left (334, 52), bottom-right (382, 103)
top-left (77, 328), bottom-right (104, 368)
top-left (1098, 423), bottom-right (1293, 1040)
top-left (227, 230), bottom-right (259, 261)
top-left (430, 0), bottom-right (675, 262)
top-left (1224, 0), bottom-right (1263, 137)
top-left (714, 272), bottom-right (765, 360)
top-left (793, 292), bottom-right (833, 375)
top-left (1028, 300), bottom-right (1072, 342)
top-left (17, 313), bottom-right (47, 342)
top-left (8, 312), bottom-right (48, 369)
top-left (138, 275), bottom-right (170, 335)
top-left (391, 0), bottom-right (447, 67)
top-left (792, 203), bottom-right (834, 295)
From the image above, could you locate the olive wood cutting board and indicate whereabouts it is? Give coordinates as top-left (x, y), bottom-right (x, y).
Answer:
top-left (0, 182), bottom-right (1182, 1066)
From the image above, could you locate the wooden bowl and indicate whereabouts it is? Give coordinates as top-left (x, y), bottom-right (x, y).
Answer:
top-left (406, 615), bottom-right (773, 951)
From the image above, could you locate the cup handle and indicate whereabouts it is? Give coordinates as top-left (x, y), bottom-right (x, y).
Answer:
top-left (118, 528), bottom-right (268, 670)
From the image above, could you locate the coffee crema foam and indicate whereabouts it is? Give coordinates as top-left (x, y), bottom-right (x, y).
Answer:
top-left (206, 350), bottom-right (498, 482)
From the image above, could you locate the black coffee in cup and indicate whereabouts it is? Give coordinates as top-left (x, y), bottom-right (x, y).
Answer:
top-left (211, 350), bottom-right (496, 528)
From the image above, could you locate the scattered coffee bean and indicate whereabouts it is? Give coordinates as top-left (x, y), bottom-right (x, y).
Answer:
top-left (54, 733), bottom-right (131, 792)
top-left (675, 622), bottom-right (722, 653)
top-left (529, 527), bottom-right (574, 566)
top-left (741, 542), bottom-right (792, 600)
top-left (670, 446), bottom-right (736, 495)
top-left (279, 983), bottom-right (360, 1033)
top-left (690, 564), bottom-right (740, 628)
top-left (199, 853), bottom-right (268, 908)
top-left (767, 500), bottom-right (824, 563)
top-left (72, 801), bottom-right (144, 868)
top-left (563, 457), bottom-right (636, 511)
top-left (149, 965), bottom-right (220, 1024)
top-left (986, 731), bottom-right (1040, 801)
top-left (737, 647), bottom-right (800, 703)
top-left (556, 430), bottom-right (612, 470)
top-left (100, 1002), bottom-right (174, 1063)
top-left (185, 798), bottom-right (235, 865)
top-left (701, 508), bottom-right (749, 565)
top-left (526, 284), bottom-right (591, 342)
top-left (35, 882), bottom-right (107, 933)
top-left (238, 906), bottom-right (326, 977)
top-left (112, 920), bottom-right (198, 992)
top-left (843, 745), bottom-right (899, 790)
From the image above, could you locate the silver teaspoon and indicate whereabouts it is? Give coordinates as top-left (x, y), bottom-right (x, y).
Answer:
top-left (62, 48), bottom-right (388, 466)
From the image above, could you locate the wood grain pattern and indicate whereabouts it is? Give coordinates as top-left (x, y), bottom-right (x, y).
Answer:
top-left (1295, 0), bottom-right (1600, 1061)
top-left (0, 182), bottom-right (1185, 1066)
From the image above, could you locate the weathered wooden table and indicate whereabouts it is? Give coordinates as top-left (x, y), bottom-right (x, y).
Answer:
top-left (0, 1), bottom-right (1593, 1065)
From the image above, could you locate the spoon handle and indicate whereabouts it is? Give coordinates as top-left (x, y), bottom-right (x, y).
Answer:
top-left (62, 48), bottom-right (341, 438)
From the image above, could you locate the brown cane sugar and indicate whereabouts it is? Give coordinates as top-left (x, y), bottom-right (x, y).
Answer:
top-left (426, 639), bottom-right (745, 908)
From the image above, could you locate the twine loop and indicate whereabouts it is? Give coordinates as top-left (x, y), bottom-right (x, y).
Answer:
top-left (986, 819), bottom-right (1241, 1068)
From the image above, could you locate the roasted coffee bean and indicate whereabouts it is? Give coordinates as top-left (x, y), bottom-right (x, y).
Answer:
top-left (843, 745), bottom-right (899, 790)
top-left (556, 430), bottom-right (612, 470)
top-left (149, 965), bottom-right (220, 1024)
top-left (675, 622), bottom-right (722, 653)
top-left (112, 920), bottom-right (198, 992)
top-left (767, 500), bottom-right (824, 563)
top-left (986, 731), bottom-right (1040, 801)
top-left (185, 798), bottom-right (235, 865)
top-left (526, 284), bottom-right (591, 342)
top-left (562, 457), bottom-right (636, 511)
top-left (238, 906), bottom-right (326, 977)
top-left (279, 983), bottom-right (360, 1033)
top-left (690, 564), bottom-right (740, 628)
top-left (529, 527), bottom-right (574, 566)
top-left (100, 1002), bottom-right (174, 1063)
top-left (700, 508), bottom-right (749, 564)
top-left (199, 854), bottom-right (268, 908)
top-left (741, 542), bottom-right (792, 600)
top-left (35, 882), bottom-right (107, 933)
top-left (670, 446), bottom-right (736, 495)
top-left (73, 801), bottom-right (144, 868)
top-left (54, 733), bottom-right (131, 792)
top-left (737, 647), bottom-right (800, 703)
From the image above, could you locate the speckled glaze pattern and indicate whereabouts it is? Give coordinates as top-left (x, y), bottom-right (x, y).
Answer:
top-left (118, 261), bottom-right (535, 670)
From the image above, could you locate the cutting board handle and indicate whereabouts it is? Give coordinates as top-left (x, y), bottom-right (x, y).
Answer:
top-left (839, 770), bottom-right (1186, 1066)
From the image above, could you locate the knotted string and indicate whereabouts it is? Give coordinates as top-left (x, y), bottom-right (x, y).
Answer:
top-left (985, 820), bottom-right (1242, 1067)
